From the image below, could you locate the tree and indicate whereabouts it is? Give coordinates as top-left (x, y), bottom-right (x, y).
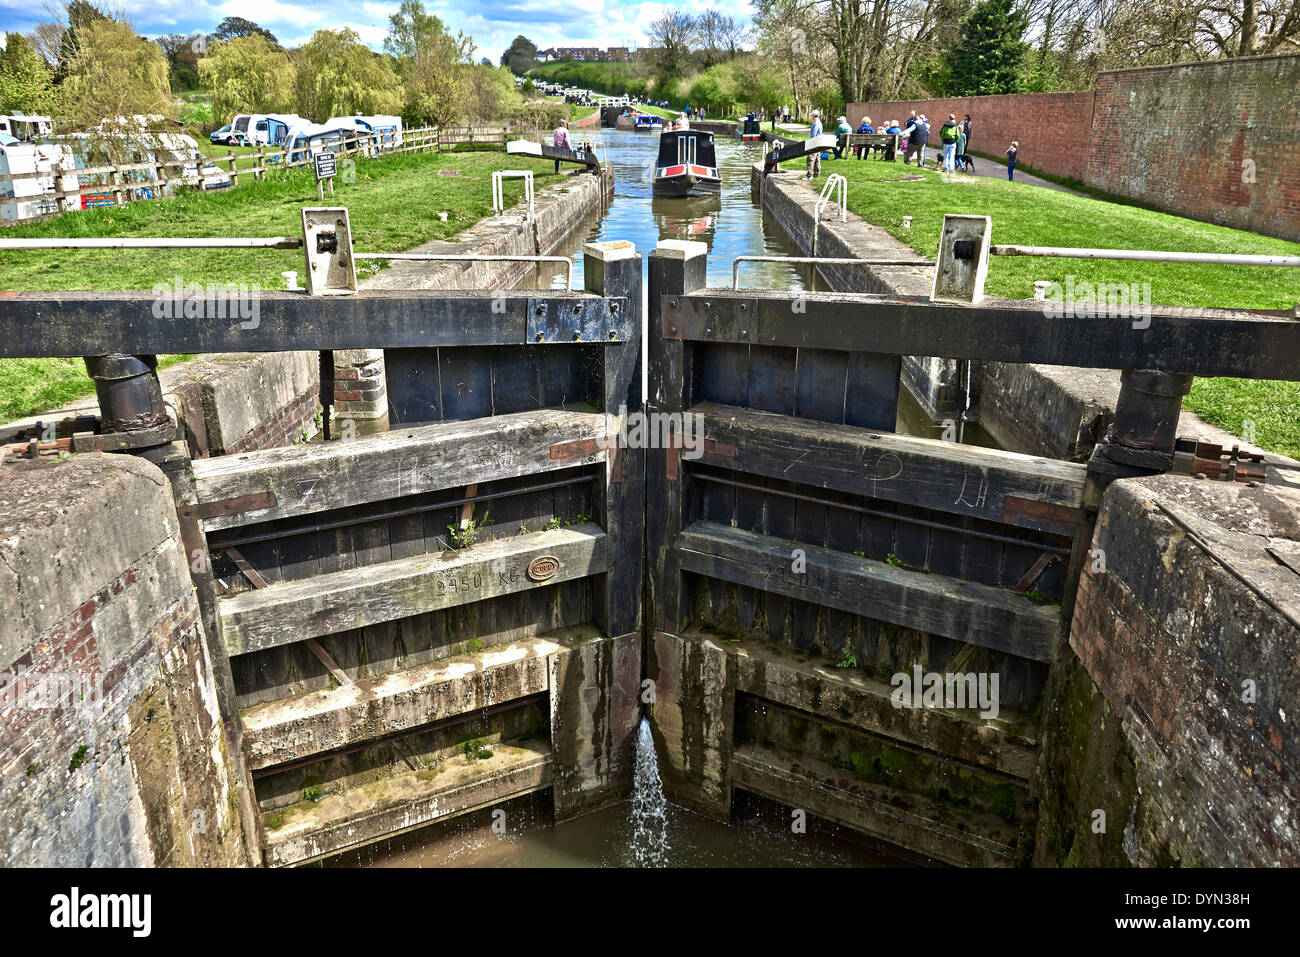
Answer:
top-left (950, 0), bottom-right (1030, 95)
top-left (463, 63), bottom-right (523, 119)
top-left (500, 35), bottom-right (537, 73)
top-left (294, 29), bottom-right (402, 120)
top-left (198, 35), bottom-right (296, 125)
top-left (718, 14), bottom-right (753, 55)
top-left (61, 18), bottom-right (173, 137)
top-left (53, 0), bottom-right (110, 80)
top-left (211, 17), bottom-right (278, 46)
top-left (384, 0), bottom-right (474, 126)
top-left (697, 11), bottom-right (728, 66)
top-left (648, 11), bottom-right (698, 80)
top-left (156, 32), bottom-right (205, 91)
top-left (0, 32), bottom-right (58, 114)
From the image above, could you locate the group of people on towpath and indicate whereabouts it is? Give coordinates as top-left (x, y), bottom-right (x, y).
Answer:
top-left (801, 109), bottom-right (1020, 181)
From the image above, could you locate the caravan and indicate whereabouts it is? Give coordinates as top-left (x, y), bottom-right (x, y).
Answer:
top-left (323, 115), bottom-right (404, 154)
top-left (0, 141), bottom-right (79, 223)
top-left (283, 123), bottom-right (356, 164)
top-left (0, 113), bottom-right (54, 143)
top-left (231, 114), bottom-right (307, 147)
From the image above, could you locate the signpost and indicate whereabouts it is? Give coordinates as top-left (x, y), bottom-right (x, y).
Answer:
top-left (314, 152), bottom-right (337, 200)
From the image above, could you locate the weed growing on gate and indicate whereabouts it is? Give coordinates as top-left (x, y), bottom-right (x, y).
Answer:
top-left (447, 511), bottom-right (493, 549)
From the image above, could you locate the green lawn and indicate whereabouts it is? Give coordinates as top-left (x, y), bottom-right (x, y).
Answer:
top-left (812, 156), bottom-right (1300, 458)
top-left (0, 150), bottom-right (562, 424)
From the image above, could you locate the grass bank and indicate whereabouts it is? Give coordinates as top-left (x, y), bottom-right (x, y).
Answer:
top-left (811, 155), bottom-right (1300, 458)
top-left (0, 150), bottom-right (562, 424)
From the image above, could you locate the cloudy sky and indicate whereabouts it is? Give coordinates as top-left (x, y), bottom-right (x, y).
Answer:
top-left (0, 0), bottom-right (757, 63)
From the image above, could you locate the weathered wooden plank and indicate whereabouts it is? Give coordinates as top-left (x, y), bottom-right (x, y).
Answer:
top-left (691, 401), bottom-right (1087, 535)
top-left (679, 630), bottom-right (1039, 779)
top-left (647, 242), bottom-right (706, 635)
top-left (221, 524), bottom-right (609, 655)
top-left (0, 292), bottom-right (631, 357)
top-left (663, 292), bottom-right (1300, 380)
top-left (192, 408), bottom-right (611, 531)
top-left (677, 521), bottom-right (1061, 661)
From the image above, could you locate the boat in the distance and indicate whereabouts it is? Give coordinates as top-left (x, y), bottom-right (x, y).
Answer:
top-left (652, 129), bottom-right (721, 197)
top-left (614, 111), bottom-right (665, 132)
top-left (736, 115), bottom-right (762, 141)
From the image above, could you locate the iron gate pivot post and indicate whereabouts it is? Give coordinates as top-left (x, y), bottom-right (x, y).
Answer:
top-left (82, 353), bottom-right (175, 461)
top-left (1083, 369), bottom-right (1195, 509)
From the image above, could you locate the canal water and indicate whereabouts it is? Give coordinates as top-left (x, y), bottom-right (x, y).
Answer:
top-left (534, 127), bottom-right (821, 292)
top-left (336, 722), bottom-right (914, 868)
top-left (343, 128), bottom-right (965, 867)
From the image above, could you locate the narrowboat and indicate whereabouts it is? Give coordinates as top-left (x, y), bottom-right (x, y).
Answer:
top-left (614, 111), bottom-right (664, 132)
top-left (652, 129), bottom-right (721, 197)
top-left (736, 115), bottom-right (762, 141)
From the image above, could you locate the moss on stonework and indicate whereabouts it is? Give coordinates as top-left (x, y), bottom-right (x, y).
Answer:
top-left (1032, 651), bottom-right (1139, 866)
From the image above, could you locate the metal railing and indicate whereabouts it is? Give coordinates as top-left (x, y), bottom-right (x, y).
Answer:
top-left (492, 169), bottom-right (535, 221)
top-left (990, 245), bottom-right (1300, 268)
top-left (815, 173), bottom-right (847, 224)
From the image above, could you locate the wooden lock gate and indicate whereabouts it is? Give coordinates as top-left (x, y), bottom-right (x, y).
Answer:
top-left (0, 212), bottom-right (1295, 866)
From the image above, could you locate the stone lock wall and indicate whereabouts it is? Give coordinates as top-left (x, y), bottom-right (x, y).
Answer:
top-left (1036, 474), bottom-right (1300, 866)
top-left (0, 454), bottom-right (245, 866)
top-left (166, 352), bottom-right (322, 456)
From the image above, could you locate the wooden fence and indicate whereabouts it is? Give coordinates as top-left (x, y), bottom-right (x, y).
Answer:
top-left (0, 124), bottom-right (536, 227)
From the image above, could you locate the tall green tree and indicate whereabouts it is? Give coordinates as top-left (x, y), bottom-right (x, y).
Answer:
top-left (294, 29), bottom-right (402, 121)
top-left (384, 0), bottom-right (474, 126)
top-left (0, 32), bottom-right (57, 114)
top-left (950, 0), bottom-right (1031, 95)
top-left (211, 17), bottom-right (278, 46)
top-left (199, 34), bottom-right (296, 124)
top-left (53, 0), bottom-right (109, 81)
top-left (61, 18), bottom-right (174, 146)
top-left (500, 35), bottom-right (537, 74)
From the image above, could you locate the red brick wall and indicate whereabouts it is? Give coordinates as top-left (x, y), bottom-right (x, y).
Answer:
top-left (1087, 55), bottom-right (1300, 241)
top-left (850, 55), bottom-right (1300, 241)
top-left (847, 91), bottom-right (1096, 180)
top-left (226, 383), bottom-right (320, 455)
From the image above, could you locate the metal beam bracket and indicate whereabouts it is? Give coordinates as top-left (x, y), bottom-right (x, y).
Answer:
top-left (301, 207), bottom-right (357, 295)
top-left (528, 297), bottom-right (625, 343)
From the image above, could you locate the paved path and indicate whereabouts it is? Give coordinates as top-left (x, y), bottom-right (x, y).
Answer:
top-left (957, 150), bottom-right (1088, 196)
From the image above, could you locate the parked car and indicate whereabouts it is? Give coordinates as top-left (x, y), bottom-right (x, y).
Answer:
top-left (209, 125), bottom-right (249, 147)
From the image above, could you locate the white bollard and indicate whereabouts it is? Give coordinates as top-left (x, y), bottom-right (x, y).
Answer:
top-left (1034, 280), bottom-right (1052, 301)
top-left (281, 270), bottom-right (299, 291)
top-left (902, 216), bottom-right (912, 229)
